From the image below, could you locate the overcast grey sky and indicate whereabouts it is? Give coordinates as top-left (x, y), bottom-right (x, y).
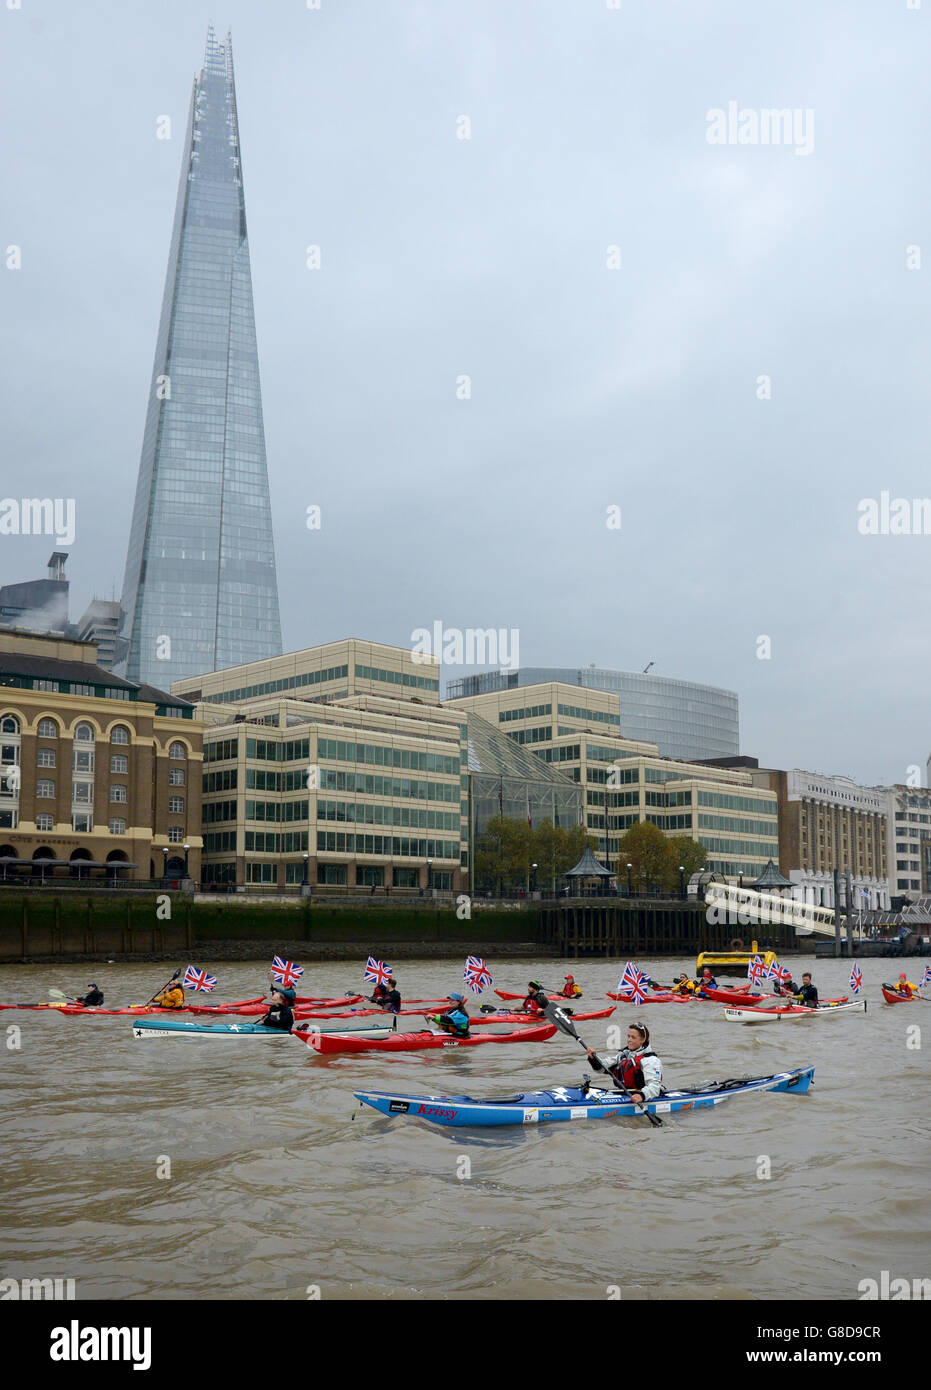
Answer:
top-left (2, 0), bottom-right (929, 785)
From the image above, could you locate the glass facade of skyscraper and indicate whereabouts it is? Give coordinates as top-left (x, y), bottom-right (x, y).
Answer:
top-left (445, 666), bottom-right (739, 762)
top-left (117, 28), bottom-right (282, 689)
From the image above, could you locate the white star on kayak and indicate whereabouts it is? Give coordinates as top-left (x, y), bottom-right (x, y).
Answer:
top-left (230, 1024), bottom-right (240, 1032)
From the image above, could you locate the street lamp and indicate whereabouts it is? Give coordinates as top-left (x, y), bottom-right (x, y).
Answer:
top-left (679, 864), bottom-right (685, 899)
top-left (626, 862), bottom-right (633, 896)
top-left (183, 842), bottom-right (190, 873)
top-left (531, 862), bottom-right (537, 894)
top-left (301, 851), bottom-right (309, 886)
top-left (427, 857), bottom-right (433, 893)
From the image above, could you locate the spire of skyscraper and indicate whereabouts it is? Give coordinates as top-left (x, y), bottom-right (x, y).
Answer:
top-left (116, 28), bottom-right (282, 686)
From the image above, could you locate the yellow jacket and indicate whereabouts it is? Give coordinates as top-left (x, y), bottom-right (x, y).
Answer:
top-left (155, 985), bottom-right (185, 1009)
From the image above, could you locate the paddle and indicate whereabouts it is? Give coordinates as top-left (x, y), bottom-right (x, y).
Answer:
top-left (542, 1001), bottom-right (663, 1127)
top-left (146, 967), bottom-right (183, 1006)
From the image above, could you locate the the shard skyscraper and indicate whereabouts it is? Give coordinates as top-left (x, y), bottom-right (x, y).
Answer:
top-left (116, 28), bottom-right (282, 687)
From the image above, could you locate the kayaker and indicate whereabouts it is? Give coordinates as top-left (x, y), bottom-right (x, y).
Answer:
top-left (585, 1022), bottom-right (663, 1104)
top-left (429, 993), bottom-right (470, 1037)
top-left (378, 978), bottom-right (402, 1013)
top-left (73, 982), bottom-right (104, 1006)
top-left (671, 974), bottom-right (696, 996)
top-left (773, 975), bottom-right (799, 997)
top-left (521, 981), bottom-right (549, 1013)
top-left (367, 982), bottom-right (389, 1005)
top-left (895, 972), bottom-right (918, 998)
top-left (561, 975), bottom-right (582, 999)
top-left (257, 987), bottom-right (295, 1031)
top-left (693, 968), bottom-right (717, 994)
top-left (152, 979), bottom-right (186, 1010)
top-left (792, 973), bottom-right (819, 1007)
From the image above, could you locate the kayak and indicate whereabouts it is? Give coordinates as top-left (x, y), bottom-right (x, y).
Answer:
top-left (606, 991), bottom-right (701, 1004)
top-left (700, 986), bottom-right (772, 1006)
top-left (881, 985), bottom-right (921, 1004)
top-left (495, 990), bottom-right (581, 1002)
top-left (297, 1021), bottom-right (557, 1054)
top-left (724, 1001), bottom-right (867, 1024)
top-left (292, 1001), bottom-right (466, 1020)
top-left (353, 1065), bottom-right (815, 1127)
top-left (472, 1006), bottom-right (615, 1025)
top-left (132, 1018), bottom-right (393, 1041)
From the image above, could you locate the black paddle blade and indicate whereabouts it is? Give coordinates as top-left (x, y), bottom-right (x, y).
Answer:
top-left (544, 1000), bottom-right (581, 1041)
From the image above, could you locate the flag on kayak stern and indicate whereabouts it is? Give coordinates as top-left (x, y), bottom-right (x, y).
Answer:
top-left (271, 956), bottom-right (304, 988)
top-left (617, 962), bottom-right (649, 1004)
top-left (183, 966), bottom-right (217, 993)
top-left (849, 964), bottom-right (863, 994)
top-left (463, 955), bottom-right (493, 994)
top-left (922, 965), bottom-right (931, 987)
top-left (363, 956), bottom-right (392, 987)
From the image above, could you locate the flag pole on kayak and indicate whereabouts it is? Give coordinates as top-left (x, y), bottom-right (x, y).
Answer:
top-left (542, 1000), bottom-right (663, 1128)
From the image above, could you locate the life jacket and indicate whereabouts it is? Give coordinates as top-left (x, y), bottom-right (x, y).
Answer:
top-left (158, 987), bottom-right (185, 1010)
top-left (438, 1009), bottom-right (469, 1036)
top-left (563, 984), bottom-right (582, 998)
top-left (897, 981), bottom-right (915, 996)
top-left (615, 1047), bottom-right (654, 1090)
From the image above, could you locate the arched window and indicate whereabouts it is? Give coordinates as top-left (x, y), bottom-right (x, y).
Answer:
top-left (1, 715), bottom-right (20, 735)
top-left (37, 718), bottom-right (58, 739)
top-left (169, 741), bottom-right (186, 759)
top-left (74, 722), bottom-right (95, 743)
top-left (110, 726), bottom-right (130, 745)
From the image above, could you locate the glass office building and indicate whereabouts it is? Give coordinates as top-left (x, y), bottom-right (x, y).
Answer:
top-left (446, 667), bottom-right (739, 762)
top-left (117, 28), bottom-right (282, 688)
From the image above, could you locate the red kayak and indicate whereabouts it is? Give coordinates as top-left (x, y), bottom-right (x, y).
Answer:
top-left (472, 1006), bottom-right (614, 1025)
top-left (701, 987), bottom-right (772, 1006)
top-left (495, 989), bottom-right (581, 1002)
top-left (881, 985), bottom-right (919, 1004)
top-left (296, 1021), bottom-right (557, 1054)
top-left (606, 991), bottom-right (700, 1004)
top-left (294, 999), bottom-right (457, 1020)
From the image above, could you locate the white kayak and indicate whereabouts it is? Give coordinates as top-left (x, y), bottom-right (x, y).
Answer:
top-left (724, 1000), bottom-right (868, 1025)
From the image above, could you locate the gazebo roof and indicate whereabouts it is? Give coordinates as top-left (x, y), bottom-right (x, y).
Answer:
top-left (749, 859), bottom-right (793, 889)
top-left (565, 846), bottom-right (614, 878)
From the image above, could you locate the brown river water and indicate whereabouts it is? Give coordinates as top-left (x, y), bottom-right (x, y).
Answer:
top-left (0, 955), bottom-right (927, 1302)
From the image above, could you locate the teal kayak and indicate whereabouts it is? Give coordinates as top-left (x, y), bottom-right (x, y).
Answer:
top-left (354, 1066), bottom-right (815, 1127)
top-left (132, 1018), bottom-right (393, 1041)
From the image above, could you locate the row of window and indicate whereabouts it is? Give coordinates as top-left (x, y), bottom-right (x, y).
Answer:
top-left (207, 663), bottom-right (349, 703)
top-left (0, 716), bottom-right (188, 753)
top-left (317, 800), bottom-right (461, 831)
top-left (558, 704), bottom-right (620, 726)
top-left (499, 704), bottom-right (552, 721)
top-left (317, 739), bottom-right (459, 775)
top-left (697, 791), bottom-right (778, 815)
top-left (355, 664), bottom-right (440, 692)
top-left (316, 831), bottom-right (460, 858)
top-left (505, 726), bottom-right (550, 745)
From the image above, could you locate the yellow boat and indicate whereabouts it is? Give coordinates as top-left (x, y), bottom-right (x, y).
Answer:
top-left (696, 941), bottom-right (778, 975)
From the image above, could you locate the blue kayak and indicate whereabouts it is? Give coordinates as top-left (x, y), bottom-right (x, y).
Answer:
top-left (354, 1066), bottom-right (814, 1127)
top-left (132, 1018), bottom-right (392, 1041)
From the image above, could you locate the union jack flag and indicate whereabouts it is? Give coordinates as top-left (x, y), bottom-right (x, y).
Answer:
top-left (271, 956), bottom-right (304, 988)
top-left (463, 955), bottom-right (493, 994)
top-left (747, 955), bottom-right (766, 986)
top-left (617, 961), bottom-right (649, 1004)
top-left (363, 956), bottom-right (392, 987)
top-left (774, 962), bottom-right (793, 984)
top-left (849, 964), bottom-right (863, 995)
top-left (183, 966), bottom-right (217, 993)
top-left (921, 964), bottom-right (931, 987)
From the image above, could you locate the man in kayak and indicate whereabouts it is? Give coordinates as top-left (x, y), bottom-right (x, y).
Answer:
top-left (257, 987), bottom-right (295, 1030)
top-left (152, 979), bottom-right (186, 1009)
top-left (585, 1022), bottom-right (663, 1104)
top-left (671, 974), bottom-right (696, 996)
top-left (429, 993), bottom-right (470, 1037)
top-left (792, 973), bottom-right (819, 1007)
top-left (376, 978), bottom-right (402, 1013)
top-left (561, 975), bottom-right (582, 999)
top-left (894, 972), bottom-right (918, 998)
top-left (73, 982), bottom-right (104, 1006)
top-left (521, 981), bottom-right (549, 1013)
